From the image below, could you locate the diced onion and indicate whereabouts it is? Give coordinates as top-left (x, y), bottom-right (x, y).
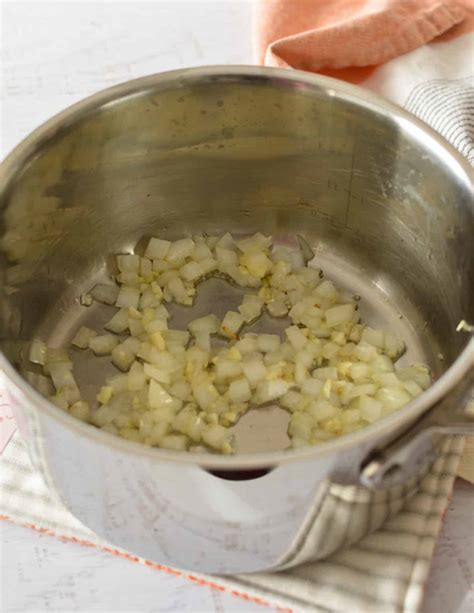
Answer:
top-left (376, 386), bottom-right (412, 412)
top-left (71, 326), bottom-right (97, 349)
top-left (116, 286), bottom-right (140, 310)
top-left (240, 250), bottom-right (272, 278)
top-left (220, 311), bottom-right (244, 339)
top-left (149, 379), bottom-right (175, 409)
top-left (34, 231), bottom-right (431, 455)
top-left (214, 359), bottom-right (242, 382)
top-left (256, 334), bottom-right (280, 354)
top-left (202, 424), bottom-right (231, 451)
top-left (238, 294), bottom-right (264, 323)
top-left (69, 400), bottom-right (90, 422)
top-left (188, 314), bottom-right (220, 336)
top-left (241, 358), bottom-right (267, 388)
top-left (104, 309), bottom-right (129, 334)
top-left (89, 334), bottom-right (119, 355)
top-left (90, 284), bottom-right (120, 305)
top-left (117, 254), bottom-right (140, 273)
top-left (128, 362), bottom-right (147, 391)
top-left (29, 339), bottom-right (47, 364)
top-left (145, 238), bottom-right (171, 260)
top-left (361, 327), bottom-right (384, 348)
top-left (228, 378), bottom-right (252, 403)
top-left (285, 325), bottom-right (308, 351)
top-left (325, 304), bottom-right (354, 327)
top-left (357, 395), bottom-right (383, 423)
top-left (256, 379), bottom-right (290, 403)
top-left (180, 260), bottom-right (204, 282)
top-left (167, 238), bottom-right (195, 263)
top-left (144, 362), bottom-right (171, 384)
top-left (267, 300), bottom-right (288, 318)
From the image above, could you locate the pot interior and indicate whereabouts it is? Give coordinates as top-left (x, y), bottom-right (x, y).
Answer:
top-left (1, 69), bottom-right (472, 454)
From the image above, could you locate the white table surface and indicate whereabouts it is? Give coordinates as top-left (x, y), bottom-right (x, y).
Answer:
top-left (1, 2), bottom-right (473, 612)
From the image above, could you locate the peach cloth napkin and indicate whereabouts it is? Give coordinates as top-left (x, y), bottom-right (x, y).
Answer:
top-left (255, 0), bottom-right (472, 79)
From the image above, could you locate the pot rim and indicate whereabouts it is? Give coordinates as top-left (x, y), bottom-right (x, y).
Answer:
top-left (1, 65), bottom-right (473, 469)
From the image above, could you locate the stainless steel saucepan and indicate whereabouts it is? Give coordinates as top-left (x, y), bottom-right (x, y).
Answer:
top-left (1, 66), bottom-right (472, 574)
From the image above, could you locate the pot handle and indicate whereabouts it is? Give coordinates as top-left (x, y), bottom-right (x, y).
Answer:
top-left (360, 384), bottom-right (474, 490)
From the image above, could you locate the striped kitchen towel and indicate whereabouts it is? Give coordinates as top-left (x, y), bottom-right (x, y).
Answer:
top-left (0, 424), bottom-right (464, 613)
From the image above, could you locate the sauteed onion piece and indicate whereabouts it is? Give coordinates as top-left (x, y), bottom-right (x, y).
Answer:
top-left (33, 232), bottom-right (431, 454)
